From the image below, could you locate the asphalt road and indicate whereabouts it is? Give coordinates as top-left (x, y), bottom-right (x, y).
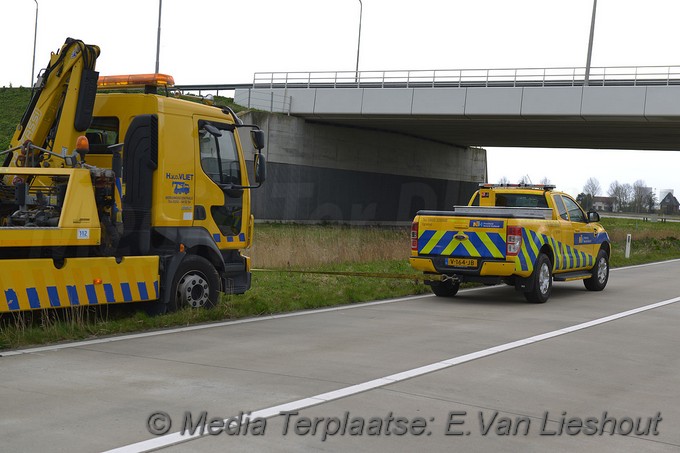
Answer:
top-left (1, 260), bottom-right (679, 453)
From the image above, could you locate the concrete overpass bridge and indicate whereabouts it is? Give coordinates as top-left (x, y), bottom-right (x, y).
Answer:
top-left (229, 65), bottom-right (680, 151)
top-left (178, 66), bottom-right (680, 222)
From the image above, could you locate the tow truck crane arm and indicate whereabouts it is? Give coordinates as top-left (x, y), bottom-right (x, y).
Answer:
top-left (5, 37), bottom-right (100, 167)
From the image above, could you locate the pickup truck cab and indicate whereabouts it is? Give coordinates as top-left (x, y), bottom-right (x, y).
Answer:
top-left (409, 184), bottom-right (610, 303)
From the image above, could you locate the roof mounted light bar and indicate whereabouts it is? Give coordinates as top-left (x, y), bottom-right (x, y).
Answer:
top-left (97, 73), bottom-right (175, 89)
top-left (479, 183), bottom-right (556, 190)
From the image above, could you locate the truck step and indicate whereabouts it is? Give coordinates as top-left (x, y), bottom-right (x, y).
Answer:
top-left (554, 271), bottom-right (592, 282)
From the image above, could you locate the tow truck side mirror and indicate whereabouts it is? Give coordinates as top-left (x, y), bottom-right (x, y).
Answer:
top-left (587, 211), bottom-right (600, 223)
top-left (251, 130), bottom-right (265, 150)
top-left (254, 153), bottom-right (266, 185)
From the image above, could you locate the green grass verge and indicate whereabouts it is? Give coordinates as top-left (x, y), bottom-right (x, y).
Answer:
top-left (601, 217), bottom-right (680, 267)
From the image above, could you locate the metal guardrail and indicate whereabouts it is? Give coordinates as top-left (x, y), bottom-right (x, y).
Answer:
top-left (253, 66), bottom-right (680, 89)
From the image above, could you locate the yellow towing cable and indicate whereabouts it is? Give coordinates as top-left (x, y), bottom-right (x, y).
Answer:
top-left (251, 268), bottom-right (444, 283)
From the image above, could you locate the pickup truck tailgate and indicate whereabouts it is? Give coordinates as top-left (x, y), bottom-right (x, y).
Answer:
top-left (417, 216), bottom-right (507, 260)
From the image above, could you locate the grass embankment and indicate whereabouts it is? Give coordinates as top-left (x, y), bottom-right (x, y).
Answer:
top-left (0, 87), bottom-right (31, 150)
top-left (602, 217), bottom-right (680, 267)
top-left (1, 219), bottom-right (679, 350)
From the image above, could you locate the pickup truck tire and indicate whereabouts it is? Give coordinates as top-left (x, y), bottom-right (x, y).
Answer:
top-left (430, 279), bottom-right (460, 297)
top-left (170, 255), bottom-right (220, 310)
top-left (525, 253), bottom-right (552, 304)
top-left (584, 249), bottom-right (609, 291)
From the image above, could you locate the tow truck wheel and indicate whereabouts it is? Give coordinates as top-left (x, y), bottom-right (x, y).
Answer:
top-left (525, 253), bottom-right (552, 304)
top-left (171, 255), bottom-right (220, 310)
top-left (584, 249), bottom-right (609, 291)
top-left (430, 279), bottom-right (460, 297)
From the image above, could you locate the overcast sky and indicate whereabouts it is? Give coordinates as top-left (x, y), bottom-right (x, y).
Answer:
top-left (2, 0), bottom-right (680, 198)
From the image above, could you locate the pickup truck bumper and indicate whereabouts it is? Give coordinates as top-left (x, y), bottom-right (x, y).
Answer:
top-left (409, 256), bottom-right (516, 277)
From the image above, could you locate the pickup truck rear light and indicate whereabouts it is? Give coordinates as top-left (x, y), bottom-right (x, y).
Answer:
top-left (411, 221), bottom-right (419, 252)
top-left (506, 226), bottom-right (523, 256)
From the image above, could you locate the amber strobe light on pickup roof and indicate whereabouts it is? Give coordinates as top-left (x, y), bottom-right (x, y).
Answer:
top-left (506, 225), bottom-right (522, 257)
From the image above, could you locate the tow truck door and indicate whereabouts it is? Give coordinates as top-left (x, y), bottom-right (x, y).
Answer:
top-left (197, 120), bottom-right (245, 241)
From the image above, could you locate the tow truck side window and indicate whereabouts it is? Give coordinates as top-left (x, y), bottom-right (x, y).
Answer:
top-left (199, 122), bottom-right (241, 185)
top-left (562, 196), bottom-right (586, 223)
top-left (553, 194), bottom-right (569, 220)
top-left (86, 117), bottom-right (119, 154)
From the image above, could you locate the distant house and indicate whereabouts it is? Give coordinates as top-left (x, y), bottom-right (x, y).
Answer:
top-left (660, 192), bottom-right (680, 215)
top-left (592, 196), bottom-right (617, 212)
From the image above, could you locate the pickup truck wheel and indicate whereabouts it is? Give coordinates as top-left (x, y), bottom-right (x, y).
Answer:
top-left (584, 249), bottom-right (609, 291)
top-left (430, 279), bottom-right (460, 297)
top-left (525, 253), bottom-right (552, 304)
top-left (170, 255), bottom-right (220, 310)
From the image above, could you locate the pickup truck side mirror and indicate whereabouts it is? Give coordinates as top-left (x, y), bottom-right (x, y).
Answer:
top-left (587, 211), bottom-right (600, 223)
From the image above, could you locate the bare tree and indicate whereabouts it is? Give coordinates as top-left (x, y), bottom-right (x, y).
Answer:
top-left (607, 180), bottom-right (628, 212)
top-left (539, 177), bottom-right (551, 185)
top-left (583, 177), bottom-right (601, 197)
top-left (620, 183), bottom-right (633, 211)
top-left (632, 180), bottom-right (650, 213)
top-left (518, 175), bottom-right (532, 185)
top-left (497, 176), bottom-right (510, 185)
top-left (645, 191), bottom-right (657, 213)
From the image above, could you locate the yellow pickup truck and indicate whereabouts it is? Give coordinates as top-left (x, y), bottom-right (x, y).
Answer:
top-left (409, 184), bottom-right (610, 303)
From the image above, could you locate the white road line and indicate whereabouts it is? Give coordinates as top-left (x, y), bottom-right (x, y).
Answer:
top-left (103, 294), bottom-right (680, 453)
top-left (2, 258), bottom-right (679, 357)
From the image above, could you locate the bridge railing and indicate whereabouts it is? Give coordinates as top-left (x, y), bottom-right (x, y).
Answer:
top-left (253, 66), bottom-right (680, 89)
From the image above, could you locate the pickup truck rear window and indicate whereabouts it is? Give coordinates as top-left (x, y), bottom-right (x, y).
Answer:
top-left (495, 194), bottom-right (548, 208)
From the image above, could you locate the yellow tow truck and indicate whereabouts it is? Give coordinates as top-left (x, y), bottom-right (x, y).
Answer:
top-left (410, 184), bottom-right (610, 303)
top-left (0, 38), bottom-right (266, 314)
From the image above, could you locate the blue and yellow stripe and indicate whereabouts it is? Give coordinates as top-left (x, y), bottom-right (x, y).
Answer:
top-left (418, 226), bottom-right (601, 274)
top-left (418, 230), bottom-right (505, 258)
top-left (0, 256), bottom-right (159, 312)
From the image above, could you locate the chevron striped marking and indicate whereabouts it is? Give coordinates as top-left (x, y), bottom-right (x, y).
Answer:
top-left (418, 230), bottom-right (505, 258)
top-left (419, 227), bottom-right (599, 274)
top-left (0, 256), bottom-right (160, 312)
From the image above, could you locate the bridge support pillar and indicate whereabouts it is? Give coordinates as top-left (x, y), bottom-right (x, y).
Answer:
top-left (240, 111), bottom-right (487, 223)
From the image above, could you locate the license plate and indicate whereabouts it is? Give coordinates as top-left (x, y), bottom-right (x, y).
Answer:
top-left (447, 258), bottom-right (477, 268)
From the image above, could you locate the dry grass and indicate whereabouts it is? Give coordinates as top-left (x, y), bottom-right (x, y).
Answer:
top-left (248, 224), bottom-right (410, 269)
top-left (248, 220), bottom-right (680, 269)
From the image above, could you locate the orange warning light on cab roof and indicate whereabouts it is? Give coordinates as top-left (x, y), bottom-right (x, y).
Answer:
top-left (97, 73), bottom-right (175, 88)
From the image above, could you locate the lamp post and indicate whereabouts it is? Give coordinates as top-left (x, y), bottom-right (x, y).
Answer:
top-left (155, 0), bottom-right (162, 73)
top-left (31, 0), bottom-right (38, 87)
top-left (584, 0), bottom-right (597, 86)
top-left (355, 0), bottom-right (362, 83)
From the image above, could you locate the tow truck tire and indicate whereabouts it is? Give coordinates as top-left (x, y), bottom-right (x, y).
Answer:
top-left (525, 253), bottom-right (552, 304)
top-left (584, 249), bottom-right (609, 291)
top-left (430, 279), bottom-right (460, 297)
top-left (170, 255), bottom-right (220, 311)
